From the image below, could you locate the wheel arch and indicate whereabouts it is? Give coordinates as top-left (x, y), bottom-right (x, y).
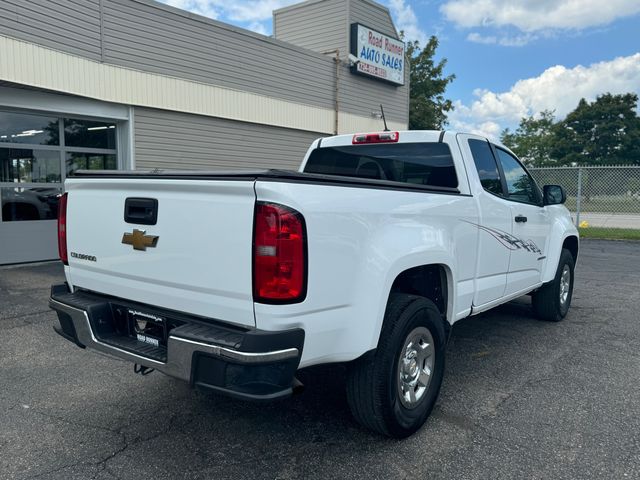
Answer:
top-left (563, 235), bottom-right (579, 263)
top-left (372, 262), bottom-right (454, 350)
top-left (541, 216), bottom-right (579, 283)
top-left (389, 264), bottom-right (451, 320)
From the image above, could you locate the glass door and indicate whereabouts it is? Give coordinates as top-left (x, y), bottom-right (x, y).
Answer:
top-left (0, 109), bottom-right (118, 264)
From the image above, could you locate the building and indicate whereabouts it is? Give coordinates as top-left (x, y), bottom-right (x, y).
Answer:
top-left (0, 0), bottom-right (409, 264)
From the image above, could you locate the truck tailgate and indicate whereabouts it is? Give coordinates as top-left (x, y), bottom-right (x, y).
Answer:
top-left (64, 178), bottom-right (256, 327)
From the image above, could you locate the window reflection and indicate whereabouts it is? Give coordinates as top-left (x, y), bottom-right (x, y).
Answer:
top-left (64, 119), bottom-right (116, 149)
top-left (1, 187), bottom-right (61, 221)
top-left (66, 152), bottom-right (117, 175)
top-left (0, 149), bottom-right (61, 183)
top-left (495, 149), bottom-right (539, 204)
top-left (305, 143), bottom-right (458, 188)
top-left (0, 112), bottom-right (120, 226)
top-left (468, 139), bottom-right (503, 195)
top-left (0, 111), bottom-right (59, 145)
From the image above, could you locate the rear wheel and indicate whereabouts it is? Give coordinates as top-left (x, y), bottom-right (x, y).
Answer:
top-left (346, 294), bottom-right (446, 438)
top-left (532, 248), bottom-right (575, 322)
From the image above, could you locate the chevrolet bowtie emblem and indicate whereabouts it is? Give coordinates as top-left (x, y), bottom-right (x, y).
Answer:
top-left (122, 229), bottom-right (159, 251)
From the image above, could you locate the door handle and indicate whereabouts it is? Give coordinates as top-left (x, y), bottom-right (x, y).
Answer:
top-left (124, 197), bottom-right (158, 225)
top-left (515, 215), bottom-right (528, 223)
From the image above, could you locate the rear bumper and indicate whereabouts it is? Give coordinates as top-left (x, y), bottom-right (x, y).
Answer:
top-left (49, 284), bottom-right (304, 401)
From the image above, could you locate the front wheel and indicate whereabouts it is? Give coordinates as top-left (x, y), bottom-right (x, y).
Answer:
top-left (346, 294), bottom-right (446, 438)
top-left (532, 248), bottom-right (575, 322)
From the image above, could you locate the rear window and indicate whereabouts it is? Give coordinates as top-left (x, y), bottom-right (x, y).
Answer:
top-left (304, 143), bottom-right (458, 189)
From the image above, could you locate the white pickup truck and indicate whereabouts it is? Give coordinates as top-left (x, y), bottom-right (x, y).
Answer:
top-left (50, 130), bottom-right (578, 438)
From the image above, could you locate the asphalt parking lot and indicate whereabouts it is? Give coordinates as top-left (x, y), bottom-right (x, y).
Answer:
top-left (1, 239), bottom-right (639, 480)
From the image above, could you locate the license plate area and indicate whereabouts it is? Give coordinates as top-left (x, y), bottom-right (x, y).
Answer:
top-left (128, 309), bottom-right (166, 347)
top-left (85, 298), bottom-right (186, 362)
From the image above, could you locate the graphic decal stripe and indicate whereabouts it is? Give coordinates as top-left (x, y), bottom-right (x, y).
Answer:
top-left (463, 221), bottom-right (543, 255)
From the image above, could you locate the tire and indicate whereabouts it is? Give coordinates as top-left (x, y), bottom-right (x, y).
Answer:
top-left (532, 248), bottom-right (575, 322)
top-left (346, 294), bottom-right (446, 438)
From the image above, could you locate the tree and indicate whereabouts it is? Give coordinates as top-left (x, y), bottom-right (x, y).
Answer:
top-left (500, 110), bottom-right (557, 166)
top-left (404, 35), bottom-right (455, 130)
top-left (502, 93), bottom-right (640, 167)
top-left (552, 93), bottom-right (640, 166)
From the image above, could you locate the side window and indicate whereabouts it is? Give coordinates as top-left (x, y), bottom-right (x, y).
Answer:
top-left (468, 139), bottom-right (503, 195)
top-left (494, 148), bottom-right (540, 204)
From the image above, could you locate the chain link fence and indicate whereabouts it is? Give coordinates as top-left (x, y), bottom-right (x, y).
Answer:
top-left (529, 166), bottom-right (640, 233)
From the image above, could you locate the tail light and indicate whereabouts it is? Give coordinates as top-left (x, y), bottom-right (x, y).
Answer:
top-left (253, 202), bottom-right (307, 303)
top-left (352, 131), bottom-right (399, 144)
top-left (57, 192), bottom-right (68, 265)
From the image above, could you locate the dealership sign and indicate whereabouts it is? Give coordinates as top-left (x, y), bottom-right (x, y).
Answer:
top-left (350, 23), bottom-right (405, 86)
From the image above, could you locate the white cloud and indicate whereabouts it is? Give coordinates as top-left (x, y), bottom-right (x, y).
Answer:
top-left (162, 0), bottom-right (220, 19)
top-left (441, 0), bottom-right (640, 32)
top-left (466, 32), bottom-right (537, 47)
top-left (224, 0), bottom-right (298, 23)
top-left (386, 0), bottom-right (428, 45)
top-left (448, 53), bottom-right (640, 139)
top-left (159, 0), bottom-right (299, 34)
top-left (246, 21), bottom-right (269, 36)
top-left (466, 32), bottom-right (496, 44)
top-left (161, 0), bottom-right (431, 42)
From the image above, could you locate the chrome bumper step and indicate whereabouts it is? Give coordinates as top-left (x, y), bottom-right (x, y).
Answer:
top-left (49, 285), bottom-right (304, 400)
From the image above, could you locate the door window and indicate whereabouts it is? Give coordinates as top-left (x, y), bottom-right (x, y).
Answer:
top-left (64, 119), bottom-right (116, 149)
top-left (468, 139), bottom-right (503, 195)
top-left (0, 110), bottom-right (119, 222)
top-left (66, 152), bottom-right (117, 175)
top-left (0, 149), bottom-right (61, 183)
top-left (0, 111), bottom-right (59, 146)
top-left (1, 186), bottom-right (62, 221)
top-left (494, 148), bottom-right (541, 205)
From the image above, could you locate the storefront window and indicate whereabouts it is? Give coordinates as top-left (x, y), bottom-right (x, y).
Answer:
top-left (0, 111), bottom-right (59, 145)
top-left (0, 149), bottom-right (61, 183)
top-left (66, 152), bottom-right (117, 175)
top-left (64, 118), bottom-right (117, 149)
top-left (0, 110), bottom-right (119, 225)
top-left (1, 187), bottom-right (62, 221)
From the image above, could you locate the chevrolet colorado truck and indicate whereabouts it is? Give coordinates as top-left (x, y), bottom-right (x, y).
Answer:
top-left (49, 130), bottom-right (578, 438)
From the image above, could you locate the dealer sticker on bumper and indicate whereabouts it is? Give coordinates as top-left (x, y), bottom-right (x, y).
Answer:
top-left (136, 333), bottom-right (160, 347)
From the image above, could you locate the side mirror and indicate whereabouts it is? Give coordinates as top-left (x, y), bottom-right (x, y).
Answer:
top-left (543, 185), bottom-right (566, 205)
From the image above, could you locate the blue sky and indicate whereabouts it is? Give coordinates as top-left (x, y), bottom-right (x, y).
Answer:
top-left (159, 0), bottom-right (640, 138)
